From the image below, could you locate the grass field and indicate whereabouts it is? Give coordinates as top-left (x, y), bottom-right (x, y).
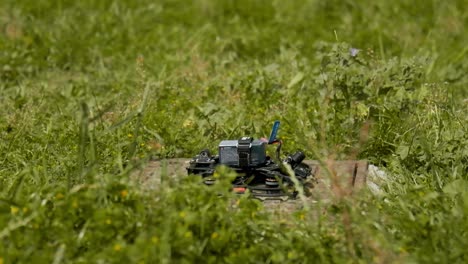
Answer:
top-left (1, 0), bottom-right (467, 263)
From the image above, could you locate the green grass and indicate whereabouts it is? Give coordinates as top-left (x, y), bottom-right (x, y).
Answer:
top-left (0, 0), bottom-right (467, 263)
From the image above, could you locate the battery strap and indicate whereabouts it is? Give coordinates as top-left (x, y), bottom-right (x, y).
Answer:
top-left (238, 137), bottom-right (252, 167)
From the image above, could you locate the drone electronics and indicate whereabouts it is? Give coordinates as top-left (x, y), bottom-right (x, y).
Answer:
top-left (186, 121), bottom-right (314, 199)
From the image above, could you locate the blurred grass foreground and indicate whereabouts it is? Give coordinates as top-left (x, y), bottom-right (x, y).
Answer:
top-left (0, 0), bottom-right (467, 263)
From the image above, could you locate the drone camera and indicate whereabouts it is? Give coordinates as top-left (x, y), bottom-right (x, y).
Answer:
top-left (219, 137), bottom-right (267, 167)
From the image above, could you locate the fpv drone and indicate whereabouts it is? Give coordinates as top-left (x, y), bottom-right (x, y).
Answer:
top-left (186, 121), bottom-right (315, 199)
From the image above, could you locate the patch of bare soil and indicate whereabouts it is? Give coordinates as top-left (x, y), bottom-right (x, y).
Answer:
top-left (131, 159), bottom-right (368, 213)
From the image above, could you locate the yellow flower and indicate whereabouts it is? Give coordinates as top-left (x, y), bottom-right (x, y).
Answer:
top-left (151, 236), bottom-right (159, 244)
top-left (183, 119), bottom-right (194, 128)
top-left (211, 232), bottom-right (219, 239)
top-left (179, 211), bottom-right (186, 219)
top-left (184, 231), bottom-right (192, 238)
top-left (0, 257), bottom-right (3, 264)
top-left (10, 206), bottom-right (19, 215)
top-left (113, 244), bottom-right (122, 251)
top-left (106, 219), bottom-right (112, 225)
top-left (127, 133), bottom-right (133, 138)
top-left (120, 190), bottom-right (128, 198)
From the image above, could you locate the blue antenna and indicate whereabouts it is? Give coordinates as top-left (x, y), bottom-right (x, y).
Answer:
top-left (268, 121), bottom-right (280, 144)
